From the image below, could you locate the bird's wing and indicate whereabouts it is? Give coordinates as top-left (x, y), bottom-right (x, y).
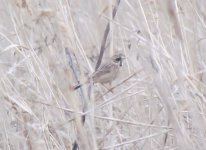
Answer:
top-left (92, 63), bottom-right (114, 77)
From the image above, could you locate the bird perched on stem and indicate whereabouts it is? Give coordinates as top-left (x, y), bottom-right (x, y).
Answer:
top-left (74, 53), bottom-right (126, 90)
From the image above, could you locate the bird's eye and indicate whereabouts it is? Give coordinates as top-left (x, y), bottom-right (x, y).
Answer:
top-left (115, 57), bottom-right (121, 61)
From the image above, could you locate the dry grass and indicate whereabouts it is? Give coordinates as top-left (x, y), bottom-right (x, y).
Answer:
top-left (1, 0), bottom-right (206, 149)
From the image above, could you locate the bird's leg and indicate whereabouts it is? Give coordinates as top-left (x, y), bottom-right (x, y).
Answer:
top-left (108, 82), bottom-right (114, 93)
top-left (102, 82), bottom-right (114, 93)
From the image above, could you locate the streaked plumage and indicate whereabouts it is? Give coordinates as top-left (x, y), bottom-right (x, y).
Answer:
top-left (74, 53), bottom-right (125, 90)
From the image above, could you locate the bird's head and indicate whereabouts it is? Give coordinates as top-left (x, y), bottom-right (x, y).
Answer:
top-left (112, 53), bottom-right (126, 66)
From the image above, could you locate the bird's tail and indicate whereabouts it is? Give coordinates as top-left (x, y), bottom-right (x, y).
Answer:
top-left (72, 80), bottom-right (89, 90)
top-left (73, 83), bottom-right (83, 90)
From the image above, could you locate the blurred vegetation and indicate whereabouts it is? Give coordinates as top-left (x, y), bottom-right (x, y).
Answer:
top-left (0, 0), bottom-right (206, 149)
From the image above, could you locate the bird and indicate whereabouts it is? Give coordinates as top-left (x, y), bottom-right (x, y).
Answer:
top-left (74, 53), bottom-right (126, 90)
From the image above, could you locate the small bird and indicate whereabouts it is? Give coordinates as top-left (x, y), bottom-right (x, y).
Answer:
top-left (74, 53), bottom-right (126, 90)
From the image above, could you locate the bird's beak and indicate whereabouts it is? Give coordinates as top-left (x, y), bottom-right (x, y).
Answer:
top-left (120, 55), bottom-right (126, 66)
top-left (120, 60), bottom-right (123, 66)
